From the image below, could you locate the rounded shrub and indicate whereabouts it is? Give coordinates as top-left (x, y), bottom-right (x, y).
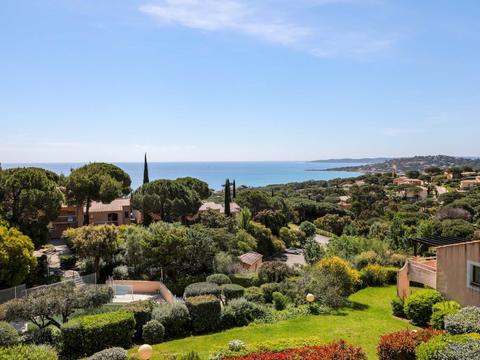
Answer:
top-left (152, 302), bottom-right (190, 339)
top-left (391, 297), bottom-right (406, 318)
top-left (222, 298), bottom-right (271, 328)
top-left (244, 286), bottom-right (264, 303)
top-left (206, 273), bottom-right (232, 286)
top-left (377, 328), bottom-right (442, 360)
top-left (221, 284), bottom-right (245, 301)
top-left (416, 333), bottom-right (480, 360)
top-left (183, 282), bottom-right (221, 298)
top-left (0, 344), bottom-right (58, 360)
top-left (272, 291), bottom-right (289, 311)
top-left (26, 326), bottom-right (61, 346)
top-left (260, 282), bottom-right (282, 303)
top-left (142, 320), bottom-right (165, 344)
top-left (122, 300), bottom-right (154, 340)
top-left (360, 264), bottom-right (388, 286)
top-left (258, 261), bottom-right (292, 283)
top-left (354, 251), bottom-right (379, 270)
top-left (445, 306), bottom-right (480, 334)
top-left (430, 301), bottom-right (461, 330)
top-left (89, 347), bottom-right (128, 360)
top-left (403, 289), bottom-right (443, 326)
top-left (186, 295), bottom-right (221, 334)
top-left (0, 321), bottom-right (19, 347)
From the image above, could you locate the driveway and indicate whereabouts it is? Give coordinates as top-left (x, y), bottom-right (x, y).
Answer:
top-left (314, 234), bottom-right (331, 247)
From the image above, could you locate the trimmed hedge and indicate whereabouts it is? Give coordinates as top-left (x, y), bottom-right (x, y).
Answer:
top-left (0, 344), bottom-right (58, 360)
top-left (244, 287), bottom-right (265, 303)
top-left (89, 347), bottom-right (128, 360)
top-left (230, 273), bottom-right (261, 288)
top-left (142, 319), bottom-right (165, 344)
top-left (152, 302), bottom-right (190, 338)
top-left (222, 284), bottom-right (245, 301)
top-left (123, 300), bottom-right (154, 340)
top-left (61, 310), bottom-right (135, 357)
top-left (184, 282), bottom-right (221, 298)
top-left (391, 297), bottom-right (406, 318)
top-left (404, 289), bottom-right (443, 326)
top-left (445, 306), bottom-right (480, 334)
top-left (207, 274), bottom-right (232, 285)
top-left (430, 301), bottom-right (461, 330)
top-left (260, 282), bottom-right (282, 303)
top-left (186, 295), bottom-right (221, 334)
top-left (0, 321), bottom-right (19, 347)
top-left (377, 328), bottom-right (442, 360)
top-left (272, 292), bottom-right (289, 311)
top-left (222, 298), bottom-right (270, 328)
top-left (416, 333), bottom-right (480, 360)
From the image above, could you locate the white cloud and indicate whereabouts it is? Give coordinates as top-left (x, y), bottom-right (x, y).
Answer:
top-left (382, 128), bottom-right (425, 137)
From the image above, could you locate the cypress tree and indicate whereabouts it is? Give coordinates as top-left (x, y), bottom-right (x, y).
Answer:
top-left (224, 179), bottom-right (231, 217)
top-left (143, 153), bottom-right (149, 184)
top-left (232, 179), bottom-right (236, 199)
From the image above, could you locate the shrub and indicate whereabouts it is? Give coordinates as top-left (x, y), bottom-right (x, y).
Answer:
top-left (123, 300), bottom-right (154, 340)
top-left (186, 295), bottom-right (221, 334)
top-left (430, 301), bottom-right (461, 330)
top-left (59, 255), bottom-right (76, 270)
top-left (178, 352), bottom-right (202, 360)
top-left (26, 326), bottom-right (61, 346)
top-left (184, 282), bottom-right (221, 298)
top-left (272, 291), bottom-right (289, 311)
top-left (377, 329), bottom-right (442, 360)
top-left (416, 333), bottom-right (480, 360)
top-left (354, 251), bottom-right (378, 269)
top-left (152, 302), bottom-right (190, 338)
top-left (445, 306), bottom-right (480, 334)
top-left (299, 221), bottom-right (317, 237)
top-left (0, 321), bottom-right (19, 347)
top-left (0, 344), bottom-right (58, 359)
top-left (207, 273), bottom-right (232, 285)
top-left (222, 284), bottom-right (245, 301)
top-left (89, 347), bottom-right (128, 360)
top-left (391, 297), bottom-right (406, 318)
top-left (385, 267), bottom-right (399, 284)
top-left (229, 340), bottom-right (246, 351)
top-left (316, 256), bottom-right (361, 297)
top-left (244, 287), bottom-right (264, 303)
top-left (360, 264), bottom-right (388, 286)
top-left (258, 261), bottom-right (291, 283)
top-left (404, 289), bottom-right (443, 326)
top-left (222, 298), bottom-right (271, 328)
top-left (61, 310), bottom-right (135, 357)
top-left (260, 283), bottom-right (282, 303)
top-left (230, 273), bottom-right (261, 288)
top-left (142, 319), bottom-right (165, 344)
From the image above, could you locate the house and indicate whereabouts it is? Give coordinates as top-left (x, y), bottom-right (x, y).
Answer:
top-left (460, 176), bottom-right (480, 190)
top-left (50, 205), bottom-right (84, 239)
top-left (397, 186), bottom-right (428, 200)
top-left (397, 238), bottom-right (480, 306)
top-left (393, 177), bottom-right (425, 186)
top-left (239, 251), bottom-right (263, 272)
top-left (338, 195), bottom-right (352, 209)
top-left (198, 201), bottom-right (241, 215)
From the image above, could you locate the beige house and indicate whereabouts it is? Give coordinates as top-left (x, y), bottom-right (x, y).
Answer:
top-left (338, 195), bottom-right (352, 209)
top-left (198, 201), bottom-right (241, 215)
top-left (394, 177), bottom-right (425, 186)
top-left (398, 186), bottom-right (428, 200)
top-left (460, 177), bottom-right (480, 190)
top-left (398, 239), bottom-right (480, 306)
top-left (239, 251), bottom-right (263, 272)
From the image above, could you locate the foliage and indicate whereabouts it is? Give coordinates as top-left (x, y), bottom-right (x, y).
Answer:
top-left (244, 286), bottom-right (265, 303)
top-left (184, 282), bottom-right (221, 298)
top-left (360, 264), bottom-right (388, 286)
top-left (0, 344), bottom-right (58, 360)
top-left (25, 326), bottom-right (61, 346)
top-left (272, 291), bottom-right (289, 310)
top-left (303, 237), bottom-right (326, 264)
top-left (123, 300), bottom-right (154, 340)
top-left (314, 214), bottom-right (351, 236)
top-left (279, 226), bottom-right (305, 248)
top-left (316, 257), bottom-right (360, 298)
top-left (235, 230), bottom-right (257, 253)
top-left (222, 298), bottom-right (271, 328)
top-left (152, 302), bottom-right (191, 339)
top-left (440, 219), bottom-right (475, 239)
top-left (236, 190), bottom-right (272, 217)
top-left (0, 225), bottom-right (36, 287)
top-left (0, 321), bottom-right (19, 347)
top-left (416, 334), bottom-right (480, 360)
top-left (430, 301), bottom-right (461, 330)
top-left (248, 221), bottom-right (284, 256)
top-left (61, 310), bottom-right (135, 357)
top-left (176, 177), bottom-right (211, 199)
top-left (143, 319), bottom-right (165, 344)
top-left (88, 347), bottom-right (128, 360)
top-left (207, 273), bottom-right (232, 286)
top-left (59, 255), bottom-right (76, 270)
top-left (214, 252), bottom-right (243, 275)
top-left (299, 221), bottom-right (317, 237)
top-left (186, 295), bottom-right (221, 334)
top-left (258, 261), bottom-right (292, 283)
top-left (377, 329), bottom-right (442, 360)
top-left (444, 306), bottom-right (480, 334)
top-left (391, 297), bottom-right (406, 318)
top-left (403, 289), bottom-right (444, 326)
top-left (0, 167), bottom-right (63, 246)
top-left (260, 283), bottom-right (283, 303)
top-left (230, 273), bottom-right (261, 288)
top-left (254, 210), bottom-right (287, 235)
top-left (326, 236), bottom-right (388, 263)
top-left (222, 284), bottom-right (246, 301)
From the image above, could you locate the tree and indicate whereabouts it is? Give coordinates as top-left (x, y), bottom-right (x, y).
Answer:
top-left (232, 180), bottom-right (236, 199)
top-left (388, 216), bottom-right (407, 250)
top-left (0, 225), bottom-right (37, 287)
top-left (143, 153), bottom-right (149, 184)
top-left (132, 179), bottom-right (201, 223)
top-left (124, 225), bottom-right (149, 277)
top-left (406, 170), bottom-right (420, 179)
top-left (237, 208), bottom-right (252, 231)
top-left (254, 209), bottom-right (287, 235)
top-left (176, 177), bottom-right (211, 199)
top-left (66, 163), bottom-right (131, 225)
top-left (299, 221), bottom-right (317, 238)
top-left (350, 184), bottom-right (387, 219)
top-left (303, 238), bottom-right (325, 264)
top-left (314, 214), bottom-right (351, 236)
top-left (236, 190), bottom-right (271, 216)
top-left (63, 225), bottom-right (119, 278)
top-left (0, 167), bottom-right (64, 246)
top-left (224, 179), bottom-right (231, 217)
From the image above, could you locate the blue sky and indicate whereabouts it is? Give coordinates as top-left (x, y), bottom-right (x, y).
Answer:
top-left (1, 0), bottom-right (480, 162)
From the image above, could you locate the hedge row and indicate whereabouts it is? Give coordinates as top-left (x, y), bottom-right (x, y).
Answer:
top-left (186, 295), bottom-right (222, 334)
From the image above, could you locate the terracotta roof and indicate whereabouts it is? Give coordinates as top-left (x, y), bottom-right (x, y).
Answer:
top-left (87, 198), bottom-right (131, 213)
top-left (198, 201), bottom-right (241, 214)
top-left (239, 251), bottom-right (263, 266)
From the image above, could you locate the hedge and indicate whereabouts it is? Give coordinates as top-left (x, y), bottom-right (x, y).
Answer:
top-left (59, 255), bottom-right (76, 270)
top-left (222, 298), bottom-right (270, 328)
top-left (360, 264), bottom-right (388, 287)
top-left (123, 300), bottom-right (154, 340)
top-left (0, 321), bottom-right (19, 347)
top-left (260, 283), bottom-right (282, 303)
top-left (222, 284), bottom-right (245, 301)
top-left (0, 344), bottom-right (58, 360)
top-left (206, 274), bottom-right (232, 285)
top-left (416, 333), bottom-right (480, 360)
top-left (430, 301), bottom-right (461, 330)
top-left (184, 282), bottom-right (221, 298)
top-left (142, 320), bottom-right (165, 344)
top-left (230, 273), bottom-right (261, 288)
top-left (88, 347), bottom-right (128, 360)
top-left (391, 297), bottom-right (406, 318)
top-left (186, 295), bottom-right (221, 334)
top-left (377, 329), bottom-right (442, 360)
top-left (272, 292), bottom-right (289, 311)
top-left (404, 289), bottom-right (443, 326)
top-left (152, 302), bottom-right (191, 338)
top-left (61, 310), bottom-right (135, 357)
top-left (244, 287), bottom-right (265, 303)
top-left (444, 306), bottom-right (480, 334)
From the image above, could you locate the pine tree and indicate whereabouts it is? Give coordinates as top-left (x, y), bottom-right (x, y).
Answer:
top-left (224, 179), bottom-right (231, 217)
top-left (232, 179), bottom-right (236, 199)
top-left (143, 153), bottom-right (149, 184)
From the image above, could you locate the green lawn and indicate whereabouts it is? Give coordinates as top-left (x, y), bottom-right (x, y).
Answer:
top-left (131, 286), bottom-right (414, 359)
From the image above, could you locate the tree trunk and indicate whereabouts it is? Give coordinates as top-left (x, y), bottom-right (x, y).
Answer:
top-left (84, 198), bottom-right (91, 225)
top-left (94, 256), bottom-right (100, 281)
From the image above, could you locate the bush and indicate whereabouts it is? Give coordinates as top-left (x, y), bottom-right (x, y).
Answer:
top-left (299, 221), bottom-right (317, 237)
top-left (89, 347), bottom-right (128, 360)
top-left (152, 302), bottom-right (190, 339)
top-left (445, 306), bottom-right (480, 334)
top-left (123, 300), bottom-right (154, 340)
top-left (385, 267), bottom-right (399, 284)
top-left (142, 319), bottom-right (165, 344)
top-left (0, 344), bottom-right (58, 359)
top-left (59, 255), bottom-right (76, 270)
top-left (272, 291), bottom-right (289, 311)
top-left (377, 329), bottom-right (442, 360)
top-left (222, 284), bottom-right (245, 301)
top-left (183, 282), bottom-right (221, 298)
top-left (260, 283), bottom-right (282, 303)
top-left (207, 273), bottom-right (232, 285)
top-left (416, 333), bottom-right (480, 360)
top-left (430, 301), bottom-right (461, 330)
top-left (258, 261), bottom-right (291, 283)
top-left (230, 273), bottom-right (261, 287)
top-left (186, 295), bottom-right (221, 334)
top-left (391, 297), bottom-right (406, 318)
top-left (316, 256), bottom-right (361, 297)
top-left (222, 298), bottom-right (271, 328)
top-left (177, 352), bottom-right (202, 360)
top-left (0, 321), bottom-right (19, 347)
top-left (354, 251), bottom-right (378, 269)
top-left (244, 287), bottom-right (264, 303)
top-left (404, 289), bottom-right (443, 326)
top-left (26, 326), bottom-right (61, 346)
top-left (360, 264), bottom-right (388, 286)
top-left (61, 310), bottom-right (135, 357)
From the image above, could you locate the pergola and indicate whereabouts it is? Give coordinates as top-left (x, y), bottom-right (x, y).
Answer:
top-left (410, 236), bottom-right (471, 256)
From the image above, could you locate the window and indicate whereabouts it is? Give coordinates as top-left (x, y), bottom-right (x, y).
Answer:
top-left (467, 261), bottom-right (480, 290)
top-left (473, 265), bottom-right (480, 287)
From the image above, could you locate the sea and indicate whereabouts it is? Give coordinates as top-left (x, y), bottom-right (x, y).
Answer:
top-left (2, 162), bottom-right (364, 190)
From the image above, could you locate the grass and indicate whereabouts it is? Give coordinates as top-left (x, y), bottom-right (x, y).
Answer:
top-left (130, 286), bottom-right (415, 359)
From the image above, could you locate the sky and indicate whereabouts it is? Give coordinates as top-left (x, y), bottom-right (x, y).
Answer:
top-left (1, 0), bottom-right (480, 162)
